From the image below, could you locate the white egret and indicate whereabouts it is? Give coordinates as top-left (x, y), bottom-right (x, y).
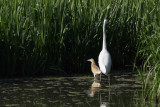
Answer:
top-left (98, 19), bottom-right (112, 77)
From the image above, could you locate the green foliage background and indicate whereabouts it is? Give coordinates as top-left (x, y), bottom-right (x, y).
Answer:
top-left (0, 0), bottom-right (159, 77)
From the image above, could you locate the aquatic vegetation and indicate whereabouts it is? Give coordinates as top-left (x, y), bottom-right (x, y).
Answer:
top-left (134, 0), bottom-right (160, 103)
top-left (0, 0), bottom-right (140, 76)
top-left (136, 31), bottom-right (160, 102)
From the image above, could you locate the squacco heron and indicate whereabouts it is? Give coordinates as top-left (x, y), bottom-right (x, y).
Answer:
top-left (87, 58), bottom-right (101, 80)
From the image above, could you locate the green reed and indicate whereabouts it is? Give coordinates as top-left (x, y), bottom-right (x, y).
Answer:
top-left (134, 0), bottom-right (160, 103)
top-left (0, 0), bottom-right (135, 76)
top-left (0, 0), bottom-right (159, 86)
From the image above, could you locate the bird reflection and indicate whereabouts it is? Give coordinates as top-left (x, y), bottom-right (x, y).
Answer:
top-left (100, 102), bottom-right (109, 107)
top-left (87, 77), bottom-right (111, 107)
top-left (100, 88), bottom-right (110, 107)
top-left (88, 80), bottom-right (101, 97)
top-left (100, 75), bottom-right (111, 107)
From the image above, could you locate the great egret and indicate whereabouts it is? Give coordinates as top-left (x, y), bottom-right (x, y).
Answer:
top-left (87, 58), bottom-right (101, 80)
top-left (98, 19), bottom-right (112, 76)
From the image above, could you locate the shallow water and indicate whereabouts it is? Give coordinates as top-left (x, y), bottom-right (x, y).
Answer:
top-left (0, 72), bottom-right (155, 107)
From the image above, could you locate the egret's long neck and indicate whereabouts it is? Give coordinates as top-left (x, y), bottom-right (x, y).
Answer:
top-left (103, 23), bottom-right (107, 50)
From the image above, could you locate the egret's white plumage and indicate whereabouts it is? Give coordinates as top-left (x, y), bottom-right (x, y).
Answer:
top-left (98, 19), bottom-right (111, 75)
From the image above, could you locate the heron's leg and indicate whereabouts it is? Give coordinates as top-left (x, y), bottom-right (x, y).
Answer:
top-left (94, 74), bottom-right (96, 80)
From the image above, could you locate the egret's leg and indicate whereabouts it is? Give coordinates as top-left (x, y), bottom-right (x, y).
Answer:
top-left (94, 74), bottom-right (95, 80)
top-left (108, 74), bottom-right (110, 87)
top-left (100, 73), bottom-right (101, 82)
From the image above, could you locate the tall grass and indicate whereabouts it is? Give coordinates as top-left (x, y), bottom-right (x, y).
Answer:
top-left (136, 33), bottom-right (160, 103)
top-left (0, 0), bottom-right (159, 89)
top-left (0, 0), bottom-right (140, 76)
top-left (134, 0), bottom-right (160, 103)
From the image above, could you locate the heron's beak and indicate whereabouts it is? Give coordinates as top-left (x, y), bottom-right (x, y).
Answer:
top-left (87, 59), bottom-right (91, 62)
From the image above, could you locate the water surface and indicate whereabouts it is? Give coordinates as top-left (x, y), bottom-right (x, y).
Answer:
top-left (0, 72), bottom-right (151, 106)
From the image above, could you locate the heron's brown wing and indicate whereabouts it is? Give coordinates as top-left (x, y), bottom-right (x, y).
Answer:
top-left (92, 64), bottom-right (101, 73)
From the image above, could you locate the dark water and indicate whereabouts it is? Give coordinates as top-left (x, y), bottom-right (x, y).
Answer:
top-left (0, 73), bottom-right (155, 107)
